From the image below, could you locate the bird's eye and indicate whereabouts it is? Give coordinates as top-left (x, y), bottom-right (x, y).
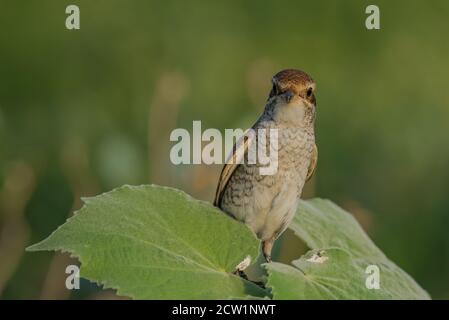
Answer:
top-left (306, 87), bottom-right (313, 98)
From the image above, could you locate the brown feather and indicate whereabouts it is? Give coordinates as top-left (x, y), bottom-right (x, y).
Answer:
top-left (306, 144), bottom-right (318, 182)
top-left (213, 131), bottom-right (254, 207)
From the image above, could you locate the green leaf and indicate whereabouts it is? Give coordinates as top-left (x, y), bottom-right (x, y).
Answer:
top-left (27, 185), bottom-right (267, 299)
top-left (265, 199), bottom-right (430, 300)
top-left (266, 249), bottom-right (391, 299)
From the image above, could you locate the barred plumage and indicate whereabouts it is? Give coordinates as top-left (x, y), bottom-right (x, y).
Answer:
top-left (215, 69), bottom-right (318, 263)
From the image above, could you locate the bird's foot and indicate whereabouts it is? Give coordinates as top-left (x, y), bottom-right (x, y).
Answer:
top-left (262, 239), bottom-right (274, 263)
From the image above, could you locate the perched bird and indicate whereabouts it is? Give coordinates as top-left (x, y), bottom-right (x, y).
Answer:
top-left (214, 69), bottom-right (318, 263)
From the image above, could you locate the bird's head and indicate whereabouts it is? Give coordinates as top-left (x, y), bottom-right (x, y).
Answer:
top-left (268, 69), bottom-right (316, 126)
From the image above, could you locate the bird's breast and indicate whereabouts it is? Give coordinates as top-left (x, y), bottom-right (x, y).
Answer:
top-left (276, 127), bottom-right (315, 178)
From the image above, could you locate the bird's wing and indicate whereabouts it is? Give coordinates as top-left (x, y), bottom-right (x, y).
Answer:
top-left (306, 143), bottom-right (318, 182)
top-left (213, 130), bottom-right (254, 207)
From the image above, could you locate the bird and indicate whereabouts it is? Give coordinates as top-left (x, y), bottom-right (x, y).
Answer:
top-left (214, 69), bottom-right (318, 264)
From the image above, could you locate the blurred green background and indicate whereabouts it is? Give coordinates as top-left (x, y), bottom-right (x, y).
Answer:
top-left (1, 0), bottom-right (448, 299)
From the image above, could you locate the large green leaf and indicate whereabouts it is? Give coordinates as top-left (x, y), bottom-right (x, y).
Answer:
top-left (27, 186), bottom-right (429, 300)
top-left (265, 198), bottom-right (430, 300)
top-left (27, 185), bottom-right (267, 299)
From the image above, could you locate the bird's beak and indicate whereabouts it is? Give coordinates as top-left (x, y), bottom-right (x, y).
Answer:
top-left (284, 90), bottom-right (294, 103)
